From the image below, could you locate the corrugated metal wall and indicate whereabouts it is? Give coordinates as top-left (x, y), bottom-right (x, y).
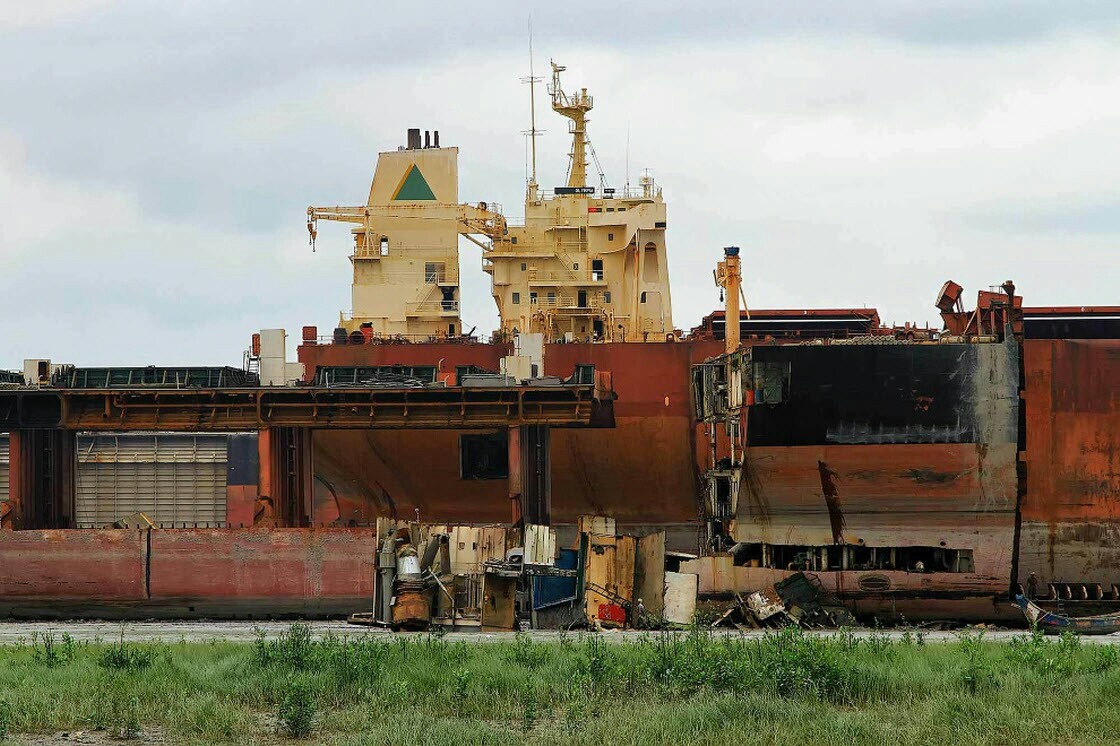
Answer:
top-left (75, 434), bottom-right (229, 528)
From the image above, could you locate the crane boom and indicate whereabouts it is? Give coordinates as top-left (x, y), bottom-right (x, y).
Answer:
top-left (306, 203), bottom-right (507, 250)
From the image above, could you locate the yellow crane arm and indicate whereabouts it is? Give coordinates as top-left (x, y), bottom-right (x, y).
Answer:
top-left (307, 205), bottom-right (370, 223)
top-left (306, 205), bottom-right (370, 250)
top-left (457, 203), bottom-right (507, 243)
top-left (305, 203), bottom-right (508, 250)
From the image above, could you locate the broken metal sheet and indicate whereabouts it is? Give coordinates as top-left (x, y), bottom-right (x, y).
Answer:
top-left (746, 587), bottom-right (785, 621)
top-left (524, 524), bottom-right (557, 566)
top-left (663, 571), bottom-right (698, 626)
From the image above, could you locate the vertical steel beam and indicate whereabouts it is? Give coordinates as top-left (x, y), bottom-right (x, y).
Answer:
top-left (507, 425), bottom-right (523, 526)
top-left (511, 425), bottom-right (551, 526)
top-left (5, 429), bottom-right (75, 529)
top-left (256, 426), bottom-right (312, 527)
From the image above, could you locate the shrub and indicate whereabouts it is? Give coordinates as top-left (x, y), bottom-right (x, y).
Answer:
top-left (99, 642), bottom-right (158, 672)
top-left (758, 627), bottom-right (850, 701)
top-left (117, 696), bottom-right (142, 740)
top-left (1087, 644), bottom-right (1119, 673)
top-left (505, 631), bottom-right (548, 669)
top-left (580, 634), bottom-right (611, 688)
top-left (519, 689), bottom-right (538, 733)
top-left (957, 631), bottom-right (997, 694)
top-left (254, 623), bottom-right (317, 670)
top-left (451, 669), bottom-right (471, 717)
top-left (30, 631), bottom-right (74, 668)
top-left (1006, 629), bottom-right (1081, 679)
top-left (278, 677), bottom-right (316, 739)
top-left (865, 628), bottom-right (896, 658)
top-left (0, 699), bottom-right (11, 741)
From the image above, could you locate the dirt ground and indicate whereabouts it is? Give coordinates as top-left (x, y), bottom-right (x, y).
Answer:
top-left (15, 729), bottom-right (169, 746)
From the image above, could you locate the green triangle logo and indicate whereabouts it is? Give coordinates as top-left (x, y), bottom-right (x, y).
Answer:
top-left (392, 164), bottom-right (437, 201)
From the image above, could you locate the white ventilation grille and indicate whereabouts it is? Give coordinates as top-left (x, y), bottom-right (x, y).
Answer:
top-left (75, 434), bottom-right (228, 527)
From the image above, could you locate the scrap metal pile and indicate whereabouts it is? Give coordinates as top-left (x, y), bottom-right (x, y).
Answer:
top-left (348, 516), bottom-right (700, 631)
top-left (711, 572), bottom-right (857, 630)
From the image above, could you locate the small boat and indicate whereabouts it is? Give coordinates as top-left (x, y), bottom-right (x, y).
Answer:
top-left (1014, 594), bottom-right (1120, 635)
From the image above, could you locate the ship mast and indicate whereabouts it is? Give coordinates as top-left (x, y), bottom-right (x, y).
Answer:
top-left (549, 61), bottom-right (593, 189)
top-left (521, 21), bottom-right (543, 201)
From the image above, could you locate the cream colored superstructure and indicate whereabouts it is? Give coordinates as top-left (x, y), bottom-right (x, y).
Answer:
top-left (488, 176), bottom-right (673, 342)
top-left (308, 65), bottom-right (673, 342)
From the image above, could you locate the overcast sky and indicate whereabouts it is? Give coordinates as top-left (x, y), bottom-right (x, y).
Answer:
top-left (2, 2), bottom-right (1118, 367)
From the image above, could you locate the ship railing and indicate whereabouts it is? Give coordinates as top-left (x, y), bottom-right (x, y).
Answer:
top-left (532, 186), bottom-right (658, 201)
top-left (353, 242), bottom-right (458, 258)
top-left (528, 268), bottom-right (606, 284)
top-left (530, 289), bottom-right (614, 307)
top-left (423, 265), bottom-right (459, 284)
top-left (406, 299), bottom-right (460, 316)
top-left (342, 264), bottom-right (461, 284)
top-left (311, 322), bottom-right (492, 346)
top-left (531, 295), bottom-right (574, 308)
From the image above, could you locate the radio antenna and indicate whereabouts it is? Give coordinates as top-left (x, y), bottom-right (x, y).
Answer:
top-left (521, 17), bottom-right (543, 198)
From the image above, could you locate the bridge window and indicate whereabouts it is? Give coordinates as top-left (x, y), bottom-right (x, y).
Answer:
top-left (512, 292), bottom-right (520, 305)
top-left (379, 236), bottom-right (389, 256)
top-left (640, 292), bottom-right (647, 303)
top-left (604, 291), bottom-right (611, 303)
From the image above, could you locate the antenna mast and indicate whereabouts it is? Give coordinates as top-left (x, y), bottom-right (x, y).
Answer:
top-left (521, 19), bottom-right (543, 200)
top-left (549, 60), bottom-right (594, 189)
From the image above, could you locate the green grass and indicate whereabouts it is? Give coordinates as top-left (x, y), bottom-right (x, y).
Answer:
top-left (1, 626), bottom-right (1119, 745)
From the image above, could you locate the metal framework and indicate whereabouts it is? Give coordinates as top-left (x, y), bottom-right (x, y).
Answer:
top-left (0, 384), bottom-right (610, 432)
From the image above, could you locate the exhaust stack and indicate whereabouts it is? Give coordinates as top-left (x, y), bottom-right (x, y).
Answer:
top-left (719, 246), bottom-right (742, 353)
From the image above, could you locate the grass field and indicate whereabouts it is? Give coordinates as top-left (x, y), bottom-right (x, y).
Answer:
top-left (1, 624), bottom-right (1118, 745)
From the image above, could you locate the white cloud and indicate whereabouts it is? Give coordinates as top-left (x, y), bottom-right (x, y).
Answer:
top-left (1, 8), bottom-right (1118, 370)
top-left (0, 1), bottom-right (111, 31)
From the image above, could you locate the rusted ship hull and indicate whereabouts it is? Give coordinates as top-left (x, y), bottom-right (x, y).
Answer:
top-left (0, 528), bottom-right (375, 619)
top-left (1, 312), bottom-right (1116, 622)
top-left (1018, 338), bottom-right (1120, 590)
top-left (310, 340), bottom-right (717, 533)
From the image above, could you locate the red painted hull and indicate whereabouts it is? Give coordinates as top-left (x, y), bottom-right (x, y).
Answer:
top-left (3, 332), bottom-right (1117, 622)
top-left (1019, 340), bottom-right (1120, 585)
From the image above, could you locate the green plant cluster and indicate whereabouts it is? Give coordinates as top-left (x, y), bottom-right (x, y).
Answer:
top-left (0, 624), bottom-right (1119, 745)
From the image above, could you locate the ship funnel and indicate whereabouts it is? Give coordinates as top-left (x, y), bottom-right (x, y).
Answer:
top-left (433, 130), bottom-right (439, 148)
top-left (407, 128), bottom-right (421, 150)
top-left (424, 130), bottom-right (431, 148)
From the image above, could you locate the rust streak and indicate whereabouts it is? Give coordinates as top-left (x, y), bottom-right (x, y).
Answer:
top-left (817, 460), bottom-right (845, 543)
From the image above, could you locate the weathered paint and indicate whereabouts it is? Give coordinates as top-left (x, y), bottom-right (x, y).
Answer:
top-left (0, 529), bottom-right (146, 600)
top-left (0, 528), bottom-right (377, 617)
top-left (148, 528), bottom-right (375, 602)
top-left (305, 340), bottom-right (718, 529)
top-left (663, 571), bottom-right (698, 625)
top-left (737, 443), bottom-right (1017, 584)
top-left (681, 557), bottom-right (1007, 598)
top-left (4, 325), bottom-right (1114, 620)
top-left (1018, 339), bottom-right (1120, 584)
